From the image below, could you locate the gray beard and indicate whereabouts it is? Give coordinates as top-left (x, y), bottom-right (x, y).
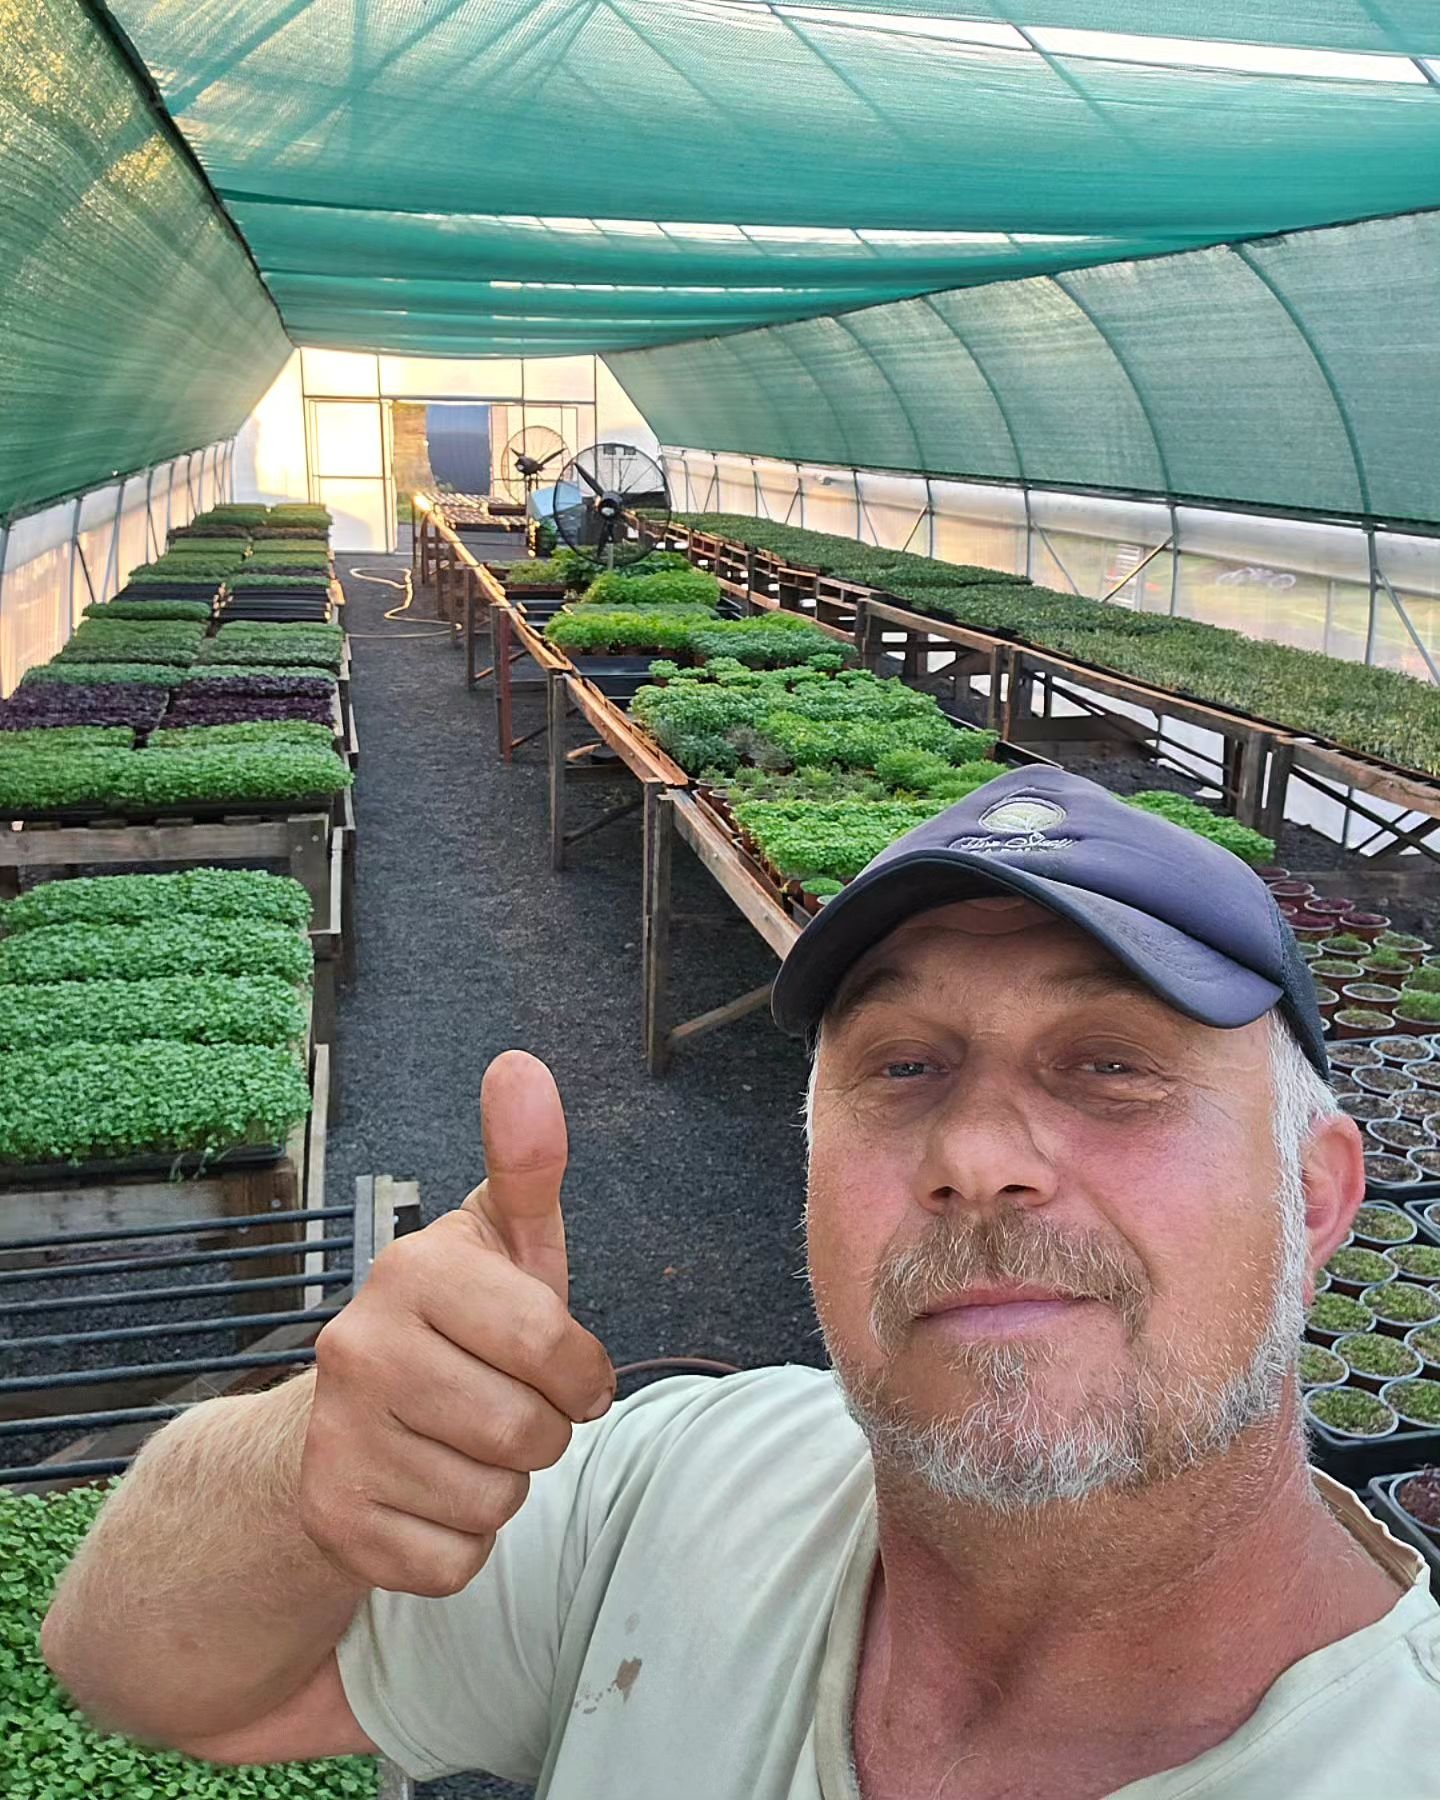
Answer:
top-left (826, 1202), bottom-right (1308, 1518)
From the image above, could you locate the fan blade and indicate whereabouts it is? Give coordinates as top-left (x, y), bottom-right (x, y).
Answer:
top-left (575, 462), bottom-right (606, 498)
top-left (537, 448), bottom-right (565, 471)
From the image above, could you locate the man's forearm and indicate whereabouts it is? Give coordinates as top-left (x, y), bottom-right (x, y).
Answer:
top-left (42, 1369), bottom-right (366, 1746)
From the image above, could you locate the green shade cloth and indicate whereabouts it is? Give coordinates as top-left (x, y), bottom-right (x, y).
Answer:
top-left (103, 0), bottom-right (1440, 361)
top-left (0, 0), bottom-right (290, 518)
top-left (607, 211), bottom-right (1440, 528)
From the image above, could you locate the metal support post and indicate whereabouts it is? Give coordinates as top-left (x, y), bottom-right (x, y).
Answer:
top-left (642, 784), bottom-right (675, 1076)
top-left (1168, 502), bottom-right (1181, 616)
top-left (1364, 527), bottom-right (1380, 667)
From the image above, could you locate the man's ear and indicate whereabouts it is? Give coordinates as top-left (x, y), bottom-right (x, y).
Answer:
top-left (1300, 1112), bottom-right (1366, 1303)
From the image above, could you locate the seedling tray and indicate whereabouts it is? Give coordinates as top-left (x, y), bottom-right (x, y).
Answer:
top-left (3, 794), bottom-right (343, 826)
top-left (1405, 1200), bottom-right (1440, 1241)
top-left (0, 1141), bottom-right (284, 1186)
top-left (115, 582), bottom-right (222, 601)
top-left (1365, 1473), bottom-right (1440, 1592)
top-left (1307, 1414), bottom-right (1440, 1485)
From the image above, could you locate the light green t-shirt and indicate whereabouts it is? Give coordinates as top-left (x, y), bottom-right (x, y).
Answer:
top-left (336, 1365), bottom-right (1440, 1797)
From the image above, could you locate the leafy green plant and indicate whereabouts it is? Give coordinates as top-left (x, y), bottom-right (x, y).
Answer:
top-left (183, 664), bottom-right (337, 688)
top-left (1325, 1246), bottom-right (1394, 1286)
top-left (1364, 1281), bottom-right (1440, 1325)
top-left (580, 568), bottom-right (720, 609)
top-left (84, 597), bottom-right (212, 623)
top-left (0, 740), bottom-right (351, 815)
top-left (150, 721), bottom-right (336, 753)
top-left (1304, 1386), bottom-right (1396, 1436)
top-left (20, 662), bottom-right (182, 687)
top-left (0, 1040), bottom-right (311, 1164)
top-left (0, 974), bottom-right (309, 1051)
top-left (546, 607), bottom-right (715, 656)
top-left (1386, 1243), bottom-right (1440, 1281)
top-left (0, 916), bottom-right (313, 987)
top-left (1362, 945), bottom-right (1412, 972)
top-left (268, 504), bottom-right (333, 527)
top-left (1383, 1378), bottom-right (1440, 1425)
top-left (1353, 1203), bottom-right (1415, 1242)
top-left (505, 555), bottom-right (577, 588)
top-left (1296, 1343), bottom-right (1345, 1388)
top-left (193, 504), bottom-right (272, 525)
top-left (198, 623), bottom-right (344, 670)
top-left (733, 798), bottom-right (946, 884)
top-left (0, 1485), bottom-right (376, 1800)
top-left (1333, 1332), bottom-right (1420, 1379)
top-left (1123, 792), bottom-right (1276, 867)
top-left (55, 620), bottom-right (206, 666)
top-left (230, 571), bottom-right (332, 591)
top-left (1306, 1292), bottom-right (1374, 1334)
top-left (1395, 989), bottom-right (1440, 1022)
top-left (129, 557), bottom-right (244, 581)
top-left (1399, 964), bottom-right (1440, 993)
top-left (3, 869), bottom-right (311, 932)
top-left (1408, 1323), bottom-right (1440, 1365)
top-left (0, 726), bottom-right (134, 750)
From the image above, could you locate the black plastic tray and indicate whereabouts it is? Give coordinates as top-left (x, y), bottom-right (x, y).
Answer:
top-left (0, 1141), bottom-right (284, 1186)
top-left (1365, 1472), bottom-right (1440, 1594)
top-left (1307, 1414), bottom-right (1440, 1486)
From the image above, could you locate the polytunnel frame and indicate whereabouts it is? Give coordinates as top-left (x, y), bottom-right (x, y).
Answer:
top-left (662, 443), bottom-right (1440, 687)
top-left (0, 439), bottom-right (237, 695)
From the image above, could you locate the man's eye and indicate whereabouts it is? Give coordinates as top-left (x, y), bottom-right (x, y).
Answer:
top-left (883, 1060), bottom-right (934, 1080)
top-left (1084, 1058), bottom-right (1136, 1076)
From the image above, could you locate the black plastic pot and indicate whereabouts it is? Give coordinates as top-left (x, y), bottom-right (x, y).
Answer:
top-left (1364, 1474), bottom-right (1440, 1590)
top-left (1305, 1403), bottom-right (1438, 1485)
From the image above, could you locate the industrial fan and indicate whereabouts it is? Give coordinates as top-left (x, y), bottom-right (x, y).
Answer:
top-left (551, 442), bottom-right (672, 571)
top-left (498, 425), bottom-right (569, 507)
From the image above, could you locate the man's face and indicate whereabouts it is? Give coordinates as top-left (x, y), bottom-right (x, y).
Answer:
top-left (805, 898), bottom-right (1306, 1510)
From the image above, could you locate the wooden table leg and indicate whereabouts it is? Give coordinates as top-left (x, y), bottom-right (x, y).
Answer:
top-left (495, 609), bottom-right (513, 761)
top-left (549, 673), bottom-right (568, 871)
top-left (642, 784), bottom-right (675, 1076)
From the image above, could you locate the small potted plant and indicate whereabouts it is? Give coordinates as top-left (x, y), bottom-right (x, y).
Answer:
top-left (1367, 1118), bottom-right (1432, 1156)
top-left (1325, 1245), bottom-right (1395, 1295)
top-left (1380, 1377), bottom-right (1440, 1431)
top-left (1351, 1202), bottom-right (1418, 1245)
top-left (1393, 1469), bottom-right (1440, 1541)
top-left (1409, 1149), bottom-right (1440, 1181)
top-left (1267, 879), bottom-right (1313, 900)
top-left (1354, 1064), bottom-right (1415, 1096)
top-left (1333, 1006), bottom-right (1396, 1039)
top-left (1297, 1343), bottom-right (1347, 1390)
top-left (1405, 1323), bottom-right (1440, 1371)
top-left (1335, 1330), bottom-right (1423, 1393)
top-left (1329, 1042), bottom-right (1383, 1071)
top-left (1388, 1243), bottom-right (1440, 1282)
top-left (1312, 983), bottom-right (1340, 1021)
top-left (1426, 1202), bottom-right (1440, 1234)
top-left (1321, 932), bottom-right (1372, 958)
top-left (1363, 946), bottom-right (1417, 980)
top-left (1406, 1062), bottom-right (1440, 1093)
top-left (1394, 1089), bottom-right (1437, 1123)
top-left (1341, 911), bottom-right (1390, 942)
top-left (1338, 1093), bottom-right (1398, 1124)
top-left (1366, 1152), bottom-right (1422, 1188)
top-left (1373, 1033), bottom-right (1432, 1065)
top-left (1304, 1385), bottom-right (1397, 1439)
top-left (1393, 990), bottom-right (1440, 1030)
top-left (1340, 982), bottom-right (1403, 1007)
top-left (1310, 895), bottom-right (1355, 919)
top-left (1306, 1291), bottom-right (1375, 1343)
top-left (1310, 957), bottom-right (1365, 981)
top-left (1377, 930), bottom-right (1432, 960)
top-left (1363, 1281), bottom-right (1440, 1337)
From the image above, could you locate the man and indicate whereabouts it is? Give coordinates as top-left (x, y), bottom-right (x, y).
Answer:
top-left (42, 767), bottom-right (1440, 1798)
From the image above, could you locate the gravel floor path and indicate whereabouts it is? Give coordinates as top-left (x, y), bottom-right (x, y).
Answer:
top-left (327, 547), bottom-right (823, 1799)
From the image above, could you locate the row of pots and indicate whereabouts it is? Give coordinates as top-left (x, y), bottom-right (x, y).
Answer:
top-left (1262, 869), bottom-right (1427, 953)
top-left (1302, 1199), bottom-right (1440, 1437)
top-left (1327, 1042), bottom-right (1440, 1186)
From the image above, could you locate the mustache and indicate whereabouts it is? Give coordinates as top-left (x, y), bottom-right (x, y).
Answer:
top-left (870, 1206), bottom-right (1150, 1352)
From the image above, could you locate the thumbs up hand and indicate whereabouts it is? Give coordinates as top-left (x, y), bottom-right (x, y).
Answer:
top-left (299, 1052), bottom-right (615, 1598)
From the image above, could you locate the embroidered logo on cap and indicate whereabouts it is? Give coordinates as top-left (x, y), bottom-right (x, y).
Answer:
top-left (949, 794), bottom-right (1076, 855)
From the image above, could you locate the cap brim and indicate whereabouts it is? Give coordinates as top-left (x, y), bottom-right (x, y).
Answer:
top-left (771, 850), bottom-right (1284, 1038)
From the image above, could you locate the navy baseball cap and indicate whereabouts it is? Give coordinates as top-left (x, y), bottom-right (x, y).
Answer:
top-left (771, 766), bottom-right (1327, 1077)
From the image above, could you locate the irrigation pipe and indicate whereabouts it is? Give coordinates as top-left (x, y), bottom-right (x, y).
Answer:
top-left (343, 566), bottom-right (453, 638)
